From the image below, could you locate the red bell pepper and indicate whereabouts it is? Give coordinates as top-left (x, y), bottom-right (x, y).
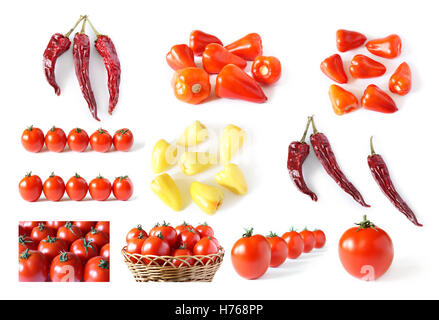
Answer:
top-left (361, 85), bottom-right (397, 113)
top-left (389, 62), bottom-right (411, 96)
top-left (320, 54), bottom-right (348, 84)
top-left (336, 29), bottom-right (367, 52)
top-left (225, 33), bottom-right (262, 61)
top-left (366, 34), bottom-right (401, 59)
top-left (251, 56), bottom-right (281, 84)
top-left (166, 44), bottom-right (196, 71)
top-left (215, 64), bottom-right (267, 103)
top-left (189, 30), bottom-right (223, 56)
top-left (328, 85), bottom-right (359, 115)
top-left (202, 43), bottom-right (247, 74)
top-left (349, 55), bottom-right (386, 78)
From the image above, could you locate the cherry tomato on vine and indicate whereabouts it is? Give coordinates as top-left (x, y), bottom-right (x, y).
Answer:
top-left (70, 238), bottom-right (98, 263)
top-left (141, 234), bottom-right (171, 265)
top-left (113, 128), bottom-right (134, 152)
top-left (21, 126), bottom-right (44, 153)
top-left (126, 225), bottom-right (148, 242)
top-left (19, 172), bottom-right (43, 202)
top-left (313, 230), bottom-right (326, 249)
top-left (90, 128), bottom-right (112, 153)
top-left (89, 175), bottom-right (112, 201)
top-left (100, 243), bottom-right (110, 259)
top-left (45, 126), bottom-right (67, 152)
top-left (85, 228), bottom-right (109, 250)
top-left (30, 223), bottom-right (55, 243)
top-left (43, 172), bottom-right (65, 201)
top-left (50, 252), bottom-right (83, 282)
top-left (84, 257), bottom-right (110, 282)
top-left (300, 229), bottom-right (315, 253)
top-left (282, 229), bottom-right (304, 259)
top-left (56, 222), bottom-right (83, 246)
top-left (19, 249), bottom-right (48, 282)
top-left (37, 236), bottom-right (68, 261)
top-left (67, 128), bottom-right (89, 152)
top-left (251, 56), bottom-right (282, 84)
top-left (112, 176), bottom-right (133, 201)
top-left (266, 232), bottom-right (288, 268)
top-left (95, 221), bottom-right (110, 235)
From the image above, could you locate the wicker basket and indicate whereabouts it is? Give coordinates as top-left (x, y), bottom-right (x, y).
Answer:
top-left (121, 246), bottom-right (225, 282)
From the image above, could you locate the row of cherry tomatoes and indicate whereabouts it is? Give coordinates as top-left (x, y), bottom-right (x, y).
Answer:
top-left (168, 31), bottom-right (281, 105)
top-left (231, 228), bottom-right (326, 280)
top-left (21, 126), bottom-right (134, 153)
top-left (125, 222), bottom-right (220, 266)
top-left (19, 221), bottom-right (110, 282)
top-left (19, 172), bottom-right (133, 202)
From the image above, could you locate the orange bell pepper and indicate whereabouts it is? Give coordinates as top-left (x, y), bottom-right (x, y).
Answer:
top-left (216, 64), bottom-right (267, 103)
top-left (172, 67), bottom-right (211, 104)
top-left (349, 55), bottom-right (386, 78)
top-left (251, 56), bottom-right (281, 84)
top-left (320, 54), bottom-right (348, 84)
top-left (166, 44), bottom-right (196, 71)
top-left (202, 44), bottom-right (247, 74)
top-left (366, 34), bottom-right (401, 59)
top-left (189, 30), bottom-right (223, 56)
top-left (225, 33), bottom-right (263, 61)
top-left (361, 84), bottom-right (398, 113)
top-left (389, 62), bottom-right (411, 96)
top-left (328, 85), bottom-right (359, 115)
top-left (336, 29), bottom-right (367, 52)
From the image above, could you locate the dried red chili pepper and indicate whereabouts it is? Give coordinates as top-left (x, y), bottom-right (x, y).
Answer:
top-left (87, 17), bottom-right (121, 115)
top-left (43, 16), bottom-right (84, 96)
top-left (287, 117), bottom-right (317, 201)
top-left (367, 137), bottom-right (422, 227)
top-left (73, 18), bottom-right (99, 121)
top-left (310, 116), bottom-right (370, 207)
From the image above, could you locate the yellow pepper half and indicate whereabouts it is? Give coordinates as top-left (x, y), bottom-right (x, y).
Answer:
top-left (190, 181), bottom-right (224, 215)
top-left (151, 173), bottom-right (183, 211)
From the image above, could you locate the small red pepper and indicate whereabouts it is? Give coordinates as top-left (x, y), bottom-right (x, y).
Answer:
top-left (251, 56), bottom-right (281, 84)
top-left (366, 34), bottom-right (401, 59)
top-left (389, 62), bottom-right (411, 96)
top-left (215, 64), bottom-right (267, 103)
top-left (202, 43), bottom-right (246, 74)
top-left (336, 29), bottom-right (367, 52)
top-left (189, 30), bottom-right (223, 56)
top-left (225, 33), bottom-right (263, 61)
top-left (172, 67), bottom-right (211, 105)
top-left (166, 44), bottom-right (196, 71)
top-left (361, 85), bottom-right (397, 114)
top-left (349, 55), bottom-right (386, 78)
top-left (320, 54), bottom-right (348, 84)
top-left (328, 85), bottom-right (359, 115)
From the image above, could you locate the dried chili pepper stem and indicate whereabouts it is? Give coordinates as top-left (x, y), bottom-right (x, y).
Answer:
top-left (80, 15), bottom-right (87, 34)
top-left (65, 15), bottom-right (86, 38)
top-left (301, 117), bottom-right (312, 143)
top-left (85, 16), bottom-right (101, 36)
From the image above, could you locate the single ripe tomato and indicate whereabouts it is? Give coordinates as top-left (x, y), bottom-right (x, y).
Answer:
top-left (72, 221), bottom-right (95, 235)
top-left (20, 221), bottom-right (41, 235)
top-left (175, 222), bottom-right (195, 237)
top-left (126, 233), bottom-right (147, 263)
top-left (46, 221), bottom-right (66, 230)
top-left (45, 126), bottom-right (67, 152)
top-left (172, 246), bottom-right (195, 267)
top-left (251, 56), bottom-right (282, 84)
top-left (141, 235), bottom-right (171, 265)
top-left (266, 232), bottom-right (288, 268)
top-left (172, 67), bottom-right (211, 104)
top-left (150, 223), bottom-right (177, 248)
top-left (67, 128), bottom-right (89, 152)
top-left (126, 225), bottom-right (148, 242)
top-left (19, 235), bottom-right (37, 253)
top-left (178, 229), bottom-right (201, 251)
top-left (56, 222), bottom-right (83, 246)
top-left (193, 236), bottom-right (219, 264)
top-left (70, 238), bottom-right (98, 263)
top-left (282, 229), bottom-right (304, 259)
top-left (313, 230), bottom-right (326, 249)
top-left (21, 125), bottom-right (44, 153)
top-left (19, 172), bottom-right (43, 202)
top-left (84, 257), bottom-right (109, 282)
top-left (231, 228), bottom-right (271, 280)
top-left (113, 128), bottom-right (134, 152)
top-left (30, 223), bottom-right (55, 243)
top-left (90, 128), bottom-right (112, 153)
top-left (66, 174), bottom-right (88, 201)
top-left (85, 228), bottom-right (109, 250)
top-left (89, 175), bottom-right (112, 201)
top-left (195, 223), bottom-right (214, 238)
top-left (43, 173), bottom-right (65, 201)
top-left (100, 243), bottom-right (110, 259)
top-left (300, 229), bottom-right (315, 253)
top-left (19, 249), bottom-right (48, 282)
top-left (339, 216), bottom-right (394, 281)
top-left (50, 252), bottom-right (83, 282)
top-left (37, 236), bottom-right (68, 261)
top-left (95, 221), bottom-right (110, 235)
top-left (112, 176), bottom-right (133, 201)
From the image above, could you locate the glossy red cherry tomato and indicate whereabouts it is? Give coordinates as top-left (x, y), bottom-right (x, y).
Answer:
top-left (37, 236), bottom-right (68, 261)
top-left (85, 228), bottom-right (109, 250)
top-left (281, 229), bottom-right (304, 259)
top-left (90, 128), bottom-right (112, 153)
top-left (70, 238), bottom-right (98, 263)
top-left (19, 173), bottom-right (43, 202)
top-left (172, 247), bottom-right (195, 267)
top-left (313, 230), bottom-right (326, 249)
top-left (175, 222), bottom-right (195, 237)
top-left (45, 126), bottom-right (67, 152)
top-left (126, 225), bottom-right (148, 242)
top-left (126, 234), bottom-right (146, 263)
top-left (46, 221), bottom-right (66, 230)
top-left (100, 243), bottom-right (110, 259)
top-left (84, 257), bottom-right (109, 282)
top-left (252, 56), bottom-right (282, 84)
top-left (178, 229), bottom-right (201, 251)
top-left (89, 175), bottom-right (112, 201)
top-left (195, 223), bottom-right (214, 238)
top-left (19, 249), bottom-right (48, 282)
top-left (141, 235), bottom-right (171, 265)
top-left (66, 174), bottom-right (88, 201)
top-left (112, 176), bottom-right (133, 201)
top-left (56, 222), bottom-right (83, 246)
top-left (73, 221), bottom-right (95, 235)
top-left (113, 128), bottom-right (134, 151)
top-left (266, 233), bottom-right (288, 267)
top-left (95, 221), bottom-right (110, 235)
top-left (43, 173), bottom-right (65, 201)
top-left (193, 237), bottom-right (219, 264)
top-left (19, 235), bottom-right (37, 253)
top-left (21, 126), bottom-right (45, 153)
top-left (50, 252), bottom-right (83, 282)
top-left (67, 128), bottom-right (89, 152)
top-left (299, 229), bottom-right (315, 253)
top-left (150, 223), bottom-right (177, 248)
top-left (30, 223), bottom-right (55, 243)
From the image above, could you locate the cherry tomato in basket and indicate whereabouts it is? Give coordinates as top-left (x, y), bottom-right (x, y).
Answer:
top-left (195, 223), bottom-right (214, 238)
top-left (300, 229), bottom-right (315, 253)
top-left (95, 221), bottom-right (110, 235)
top-left (172, 67), bottom-right (211, 105)
top-left (141, 234), bottom-right (171, 265)
top-left (193, 236), bottom-right (219, 264)
top-left (100, 243), bottom-right (110, 259)
top-left (19, 173), bottom-right (43, 202)
top-left (172, 246), bottom-right (195, 267)
top-left (30, 223), bottom-right (55, 243)
top-left (67, 128), bottom-right (89, 152)
top-left (251, 56), bottom-right (282, 84)
top-left (70, 238), bottom-right (98, 263)
top-left (178, 229), bottom-right (201, 251)
top-left (37, 236), bottom-right (68, 261)
top-left (50, 252), bottom-right (83, 282)
top-left (19, 249), bottom-right (48, 282)
top-left (126, 225), bottom-right (148, 243)
top-left (21, 126), bottom-right (45, 153)
top-left (90, 128), bottom-right (112, 153)
top-left (112, 176), bottom-right (133, 201)
top-left (43, 173), bottom-right (65, 201)
top-left (282, 229), bottom-right (304, 259)
top-left (313, 230), bottom-right (326, 249)
top-left (85, 228), bottom-right (109, 250)
top-left (266, 232), bottom-right (288, 268)
top-left (126, 234), bottom-right (146, 263)
top-left (89, 175), bottom-right (112, 201)
top-left (84, 257), bottom-right (109, 282)
top-left (57, 222), bottom-right (83, 246)
top-left (113, 128), bottom-right (134, 152)
top-left (19, 235), bottom-right (37, 253)
top-left (175, 222), bottom-right (195, 237)
top-left (45, 126), bottom-right (67, 152)
top-left (150, 223), bottom-right (177, 248)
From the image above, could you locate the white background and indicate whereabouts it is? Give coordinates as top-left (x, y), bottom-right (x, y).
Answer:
top-left (0, 0), bottom-right (438, 300)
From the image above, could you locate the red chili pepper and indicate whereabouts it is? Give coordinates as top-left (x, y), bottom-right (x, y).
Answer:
top-left (73, 18), bottom-right (99, 121)
top-left (251, 56), bottom-right (282, 84)
top-left (166, 44), bottom-right (196, 71)
top-left (349, 54), bottom-right (386, 78)
top-left (225, 33), bottom-right (263, 61)
top-left (43, 16), bottom-right (84, 96)
top-left (328, 85), bottom-right (359, 115)
top-left (366, 34), bottom-right (402, 59)
top-left (87, 17), bottom-right (121, 115)
top-left (320, 54), bottom-right (348, 84)
top-left (389, 62), bottom-right (411, 96)
top-left (215, 64), bottom-right (267, 103)
top-left (189, 30), bottom-right (223, 56)
top-left (336, 29), bottom-right (367, 52)
top-left (361, 85), bottom-right (397, 114)
top-left (202, 43), bottom-right (246, 74)
top-left (287, 117), bottom-right (317, 201)
top-left (368, 137), bottom-right (422, 227)
top-left (309, 116), bottom-right (370, 207)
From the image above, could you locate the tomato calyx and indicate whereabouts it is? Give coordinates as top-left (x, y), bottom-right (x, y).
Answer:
top-left (289, 226), bottom-right (297, 232)
top-left (97, 128), bottom-right (107, 134)
top-left (38, 223), bottom-right (46, 231)
top-left (178, 244), bottom-right (188, 250)
top-left (266, 231), bottom-right (279, 238)
top-left (20, 248), bottom-right (31, 260)
top-left (137, 233), bottom-right (145, 240)
top-left (95, 174), bottom-right (105, 180)
top-left (50, 126), bottom-right (56, 132)
top-left (43, 236), bottom-right (58, 243)
top-left (117, 129), bottom-right (130, 136)
top-left (355, 215), bottom-right (378, 231)
top-left (161, 221), bottom-right (171, 227)
top-left (98, 259), bottom-right (109, 270)
top-left (74, 173), bottom-right (82, 178)
top-left (49, 172), bottom-right (56, 178)
top-left (25, 171), bottom-right (32, 178)
top-left (242, 227), bottom-right (254, 238)
top-left (19, 235), bottom-right (33, 245)
top-left (74, 128), bottom-right (83, 133)
top-left (59, 252), bottom-right (70, 262)
top-left (116, 175), bottom-right (129, 182)
top-left (64, 221), bottom-right (80, 236)
top-left (81, 238), bottom-right (96, 255)
top-left (89, 227), bottom-right (101, 235)
top-left (27, 125), bottom-right (34, 131)
top-left (155, 232), bottom-right (164, 240)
